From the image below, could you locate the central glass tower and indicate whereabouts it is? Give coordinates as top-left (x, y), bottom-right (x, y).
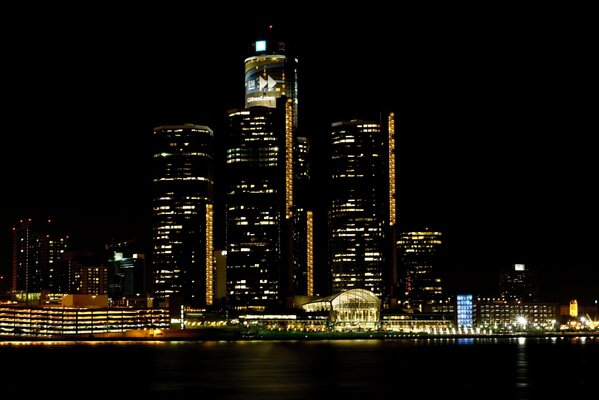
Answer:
top-left (226, 32), bottom-right (309, 309)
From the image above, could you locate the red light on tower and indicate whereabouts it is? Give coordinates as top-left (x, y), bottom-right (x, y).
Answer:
top-left (269, 24), bottom-right (273, 29)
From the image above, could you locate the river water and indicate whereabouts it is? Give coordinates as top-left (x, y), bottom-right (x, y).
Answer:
top-left (1, 337), bottom-right (596, 398)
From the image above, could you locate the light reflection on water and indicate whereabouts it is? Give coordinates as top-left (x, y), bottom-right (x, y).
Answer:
top-left (516, 336), bottom-right (529, 399)
top-left (0, 337), bottom-right (597, 398)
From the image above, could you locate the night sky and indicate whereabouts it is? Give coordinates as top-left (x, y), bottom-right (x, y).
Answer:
top-left (1, 10), bottom-right (596, 302)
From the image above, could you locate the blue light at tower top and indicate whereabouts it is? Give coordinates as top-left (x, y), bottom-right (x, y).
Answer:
top-left (256, 40), bottom-right (267, 52)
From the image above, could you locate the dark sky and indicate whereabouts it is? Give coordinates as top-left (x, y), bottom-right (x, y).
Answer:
top-left (1, 9), bottom-right (596, 302)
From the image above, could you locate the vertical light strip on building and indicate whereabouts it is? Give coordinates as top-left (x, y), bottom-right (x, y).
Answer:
top-left (306, 210), bottom-right (314, 296)
top-left (285, 98), bottom-right (294, 219)
top-left (388, 112), bottom-right (396, 226)
top-left (11, 228), bottom-right (17, 291)
top-left (205, 203), bottom-right (214, 305)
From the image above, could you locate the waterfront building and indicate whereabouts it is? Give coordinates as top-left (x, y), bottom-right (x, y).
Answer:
top-left (303, 288), bottom-right (381, 331)
top-left (328, 114), bottom-right (397, 301)
top-left (152, 124), bottom-right (214, 308)
top-left (12, 219), bottom-right (68, 295)
top-left (397, 230), bottom-right (443, 309)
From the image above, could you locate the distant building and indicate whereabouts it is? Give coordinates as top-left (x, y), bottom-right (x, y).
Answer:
top-left (328, 114), bottom-right (397, 301)
top-left (152, 124), bottom-right (214, 308)
top-left (475, 297), bottom-right (557, 329)
top-left (569, 299), bottom-right (578, 317)
top-left (106, 240), bottom-right (146, 301)
top-left (457, 294), bottom-right (474, 328)
top-left (77, 265), bottom-right (108, 295)
top-left (499, 263), bottom-right (536, 302)
top-left (56, 251), bottom-right (106, 295)
top-left (397, 230), bottom-right (443, 309)
top-left (12, 219), bottom-right (68, 295)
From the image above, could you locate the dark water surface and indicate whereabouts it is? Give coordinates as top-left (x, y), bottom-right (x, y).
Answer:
top-left (1, 337), bottom-right (597, 398)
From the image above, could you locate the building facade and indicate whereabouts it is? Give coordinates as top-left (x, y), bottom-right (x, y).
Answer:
top-left (226, 105), bottom-right (292, 309)
top-left (397, 230), bottom-right (443, 308)
top-left (475, 297), bottom-right (557, 330)
top-left (328, 115), bottom-right (397, 301)
top-left (12, 219), bottom-right (68, 295)
top-left (457, 294), bottom-right (474, 328)
top-left (152, 124), bottom-right (214, 308)
top-left (0, 305), bottom-right (168, 337)
top-left (499, 263), bottom-right (536, 302)
top-left (106, 240), bottom-right (146, 301)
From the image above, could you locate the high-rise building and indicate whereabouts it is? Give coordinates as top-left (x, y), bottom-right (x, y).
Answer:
top-left (397, 230), bottom-right (443, 308)
top-left (57, 251), bottom-right (106, 295)
top-left (499, 263), bottom-right (536, 302)
top-left (328, 114), bottom-right (397, 300)
top-left (226, 32), bottom-right (307, 310)
top-left (106, 240), bottom-right (146, 300)
top-left (226, 104), bottom-right (293, 309)
top-left (152, 124), bottom-right (214, 308)
top-left (77, 265), bottom-right (108, 295)
top-left (12, 219), bottom-right (68, 294)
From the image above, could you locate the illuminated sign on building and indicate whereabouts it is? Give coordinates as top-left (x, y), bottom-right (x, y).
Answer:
top-left (244, 55), bottom-right (287, 109)
top-left (255, 40), bottom-right (266, 52)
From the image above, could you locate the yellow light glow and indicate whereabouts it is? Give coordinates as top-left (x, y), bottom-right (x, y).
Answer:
top-left (388, 112), bottom-right (396, 226)
top-left (285, 99), bottom-right (293, 219)
top-left (205, 204), bottom-right (214, 305)
top-left (307, 211), bottom-right (314, 296)
top-left (570, 299), bottom-right (578, 318)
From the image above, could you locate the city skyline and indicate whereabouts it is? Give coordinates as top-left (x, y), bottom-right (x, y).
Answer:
top-left (1, 13), bottom-right (595, 302)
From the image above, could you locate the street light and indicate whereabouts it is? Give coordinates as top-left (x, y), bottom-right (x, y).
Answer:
top-left (516, 316), bottom-right (527, 331)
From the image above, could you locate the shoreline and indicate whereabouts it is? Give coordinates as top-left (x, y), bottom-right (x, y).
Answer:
top-left (1, 330), bottom-right (598, 343)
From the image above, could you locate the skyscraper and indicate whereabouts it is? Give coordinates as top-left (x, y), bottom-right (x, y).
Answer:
top-left (499, 263), bottom-right (536, 302)
top-left (12, 219), bottom-right (68, 295)
top-left (328, 114), bottom-right (397, 300)
top-left (226, 32), bottom-right (307, 309)
top-left (226, 104), bottom-right (292, 309)
top-left (152, 124), bottom-right (214, 308)
top-left (397, 230), bottom-right (444, 308)
top-left (106, 240), bottom-right (146, 301)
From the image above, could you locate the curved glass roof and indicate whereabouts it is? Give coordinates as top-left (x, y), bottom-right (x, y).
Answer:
top-left (304, 288), bottom-right (381, 309)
